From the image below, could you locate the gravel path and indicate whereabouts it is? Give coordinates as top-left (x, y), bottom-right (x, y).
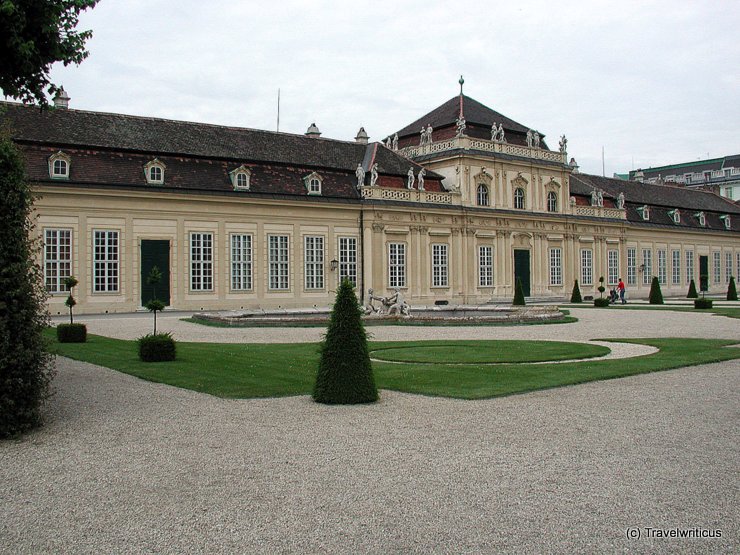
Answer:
top-left (2, 308), bottom-right (737, 553)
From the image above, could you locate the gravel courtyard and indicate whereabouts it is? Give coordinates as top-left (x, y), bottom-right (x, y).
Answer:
top-left (2, 308), bottom-right (738, 553)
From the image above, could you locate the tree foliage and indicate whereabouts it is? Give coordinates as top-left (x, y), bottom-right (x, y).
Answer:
top-left (313, 279), bottom-right (377, 404)
top-left (570, 280), bottom-right (582, 303)
top-left (727, 276), bottom-right (738, 301)
top-left (0, 136), bottom-right (54, 438)
top-left (63, 275), bottom-right (78, 324)
top-left (145, 266), bottom-right (164, 334)
top-left (648, 276), bottom-right (664, 305)
top-left (686, 279), bottom-right (698, 299)
top-left (0, 1), bottom-right (99, 105)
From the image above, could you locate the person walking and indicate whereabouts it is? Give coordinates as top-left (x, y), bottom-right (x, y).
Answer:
top-left (617, 278), bottom-right (626, 304)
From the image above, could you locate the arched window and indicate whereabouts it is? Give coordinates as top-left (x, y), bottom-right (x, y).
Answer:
top-left (48, 151), bottom-right (71, 179)
top-left (477, 184), bottom-right (489, 206)
top-left (53, 159), bottom-right (68, 177)
top-left (149, 166), bottom-right (162, 183)
top-left (547, 191), bottom-right (558, 212)
top-left (144, 159), bottom-right (166, 184)
top-left (514, 188), bottom-right (525, 209)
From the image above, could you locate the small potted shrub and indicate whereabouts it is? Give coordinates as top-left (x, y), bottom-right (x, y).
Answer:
top-left (686, 279), bottom-right (698, 299)
top-left (727, 276), bottom-right (738, 301)
top-left (138, 266), bottom-right (175, 362)
top-left (570, 280), bottom-right (582, 303)
top-left (56, 276), bottom-right (87, 343)
top-left (648, 276), bottom-right (664, 305)
top-left (594, 276), bottom-right (609, 307)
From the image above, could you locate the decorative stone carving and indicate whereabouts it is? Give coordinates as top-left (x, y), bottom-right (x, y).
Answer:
top-left (418, 168), bottom-right (426, 191)
top-left (370, 163), bottom-right (379, 186)
top-left (425, 124), bottom-right (433, 144)
top-left (419, 127), bottom-right (426, 146)
top-left (407, 167), bottom-right (415, 189)
top-left (385, 137), bottom-right (392, 148)
top-left (534, 131), bottom-right (540, 149)
top-left (591, 190), bottom-right (598, 206)
top-left (455, 116), bottom-right (466, 137)
top-left (498, 123), bottom-right (506, 143)
top-left (355, 163), bottom-right (365, 187)
top-left (569, 196), bottom-right (576, 206)
top-left (491, 123), bottom-right (497, 141)
top-left (597, 191), bottom-right (604, 207)
top-left (617, 192), bottom-right (625, 209)
top-left (526, 129), bottom-right (533, 147)
top-left (392, 133), bottom-right (398, 150)
top-left (559, 135), bottom-right (567, 153)
top-left (371, 223), bottom-right (385, 232)
top-left (364, 288), bottom-right (410, 316)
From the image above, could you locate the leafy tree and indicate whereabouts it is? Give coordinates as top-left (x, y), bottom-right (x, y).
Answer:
top-left (648, 276), bottom-right (664, 305)
top-left (145, 266), bottom-right (165, 334)
top-left (570, 280), bottom-right (582, 303)
top-left (597, 276), bottom-right (605, 299)
top-left (0, 1), bottom-right (99, 105)
top-left (63, 275), bottom-right (78, 324)
top-left (727, 276), bottom-right (738, 301)
top-left (0, 136), bottom-right (53, 438)
top-left (686, 279), bottom-right (698, 299)
top-left (313, 279), bottom-right (377, 404)
top-left (513, 278), bottom-right (526, 306)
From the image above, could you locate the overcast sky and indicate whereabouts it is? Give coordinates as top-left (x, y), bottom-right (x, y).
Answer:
top-left (36, 0), bottom-right (740, 176)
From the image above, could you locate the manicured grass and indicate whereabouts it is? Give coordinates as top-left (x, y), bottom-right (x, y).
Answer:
top-left (45, 330), bottom-right (740, 400)
top-left (563, 304), bottom-right (740, 319)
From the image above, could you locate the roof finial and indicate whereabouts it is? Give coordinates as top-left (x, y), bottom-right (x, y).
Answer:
top-left (459, 75), bottom-right (464, 96)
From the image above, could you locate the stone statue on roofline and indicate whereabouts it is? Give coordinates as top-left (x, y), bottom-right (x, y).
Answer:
top-left (385, 137), bottom-right (392, 148)
top-left (370, 163), bottom-right (379, 186)
top-left (534, 131), bottom-right (540, 149)
top-left (418, 168), bottom-right (426, 191)
top-left (425, 124), bottom-right (433, 144)
top-left (591, 190), bottom-right (598, 206)
top-left (559, 135), bottom-right (567, 153)
top-left (407, 167), bottom-right (415, 189)
top-left (617, 191), bottom-right (625, 209)
top-left (526, 129), bottom-right (533, 148)
top-left (498, 123), bottom-right (506, 143)
top-left (455, 116), bottom-right (466, 137)
top-left (392, 133), bottom-right (398, 150)
top-left (355, 163), bottom-right (365, 187)
top-left (420, 127), bottom-right (426, 146)
top-left (491, 123), bottom-right (497, 141)
top-left (597, 191), bottom-right (604, 207)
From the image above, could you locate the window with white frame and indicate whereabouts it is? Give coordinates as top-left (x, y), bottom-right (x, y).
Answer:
top-left (190, 232), bottom-right (213, 291)
top-left (514, 188), bottom-right (525, 210)
top-left (713, 252), bottom-right (721, 284)
top-left (671, 250), bottom-right (681, 285)
top-left (642, 249), bottom-right (652, 285)
top-left (547, 191), bottom-right (558, 213)
top-left (303, 172), bottom-right (322, 195)
top-left (607, 249), bottom-right (619, 285)
top-left (627, 247), bottom-right (636, 286)
top-left (726, 252), bottom-right (733, 284)
top-left (269, 235), bottom-right (290, 290)
top-left (93, 230), bottom-right (119, 293)
top-left (657, 249), bottom-right (667, 285)
top-left (479, 246), bottom-right (493, 287)
top-left (477, 184), bottom-right (489, 206)
top-left (44, 228), bottom-right (72, 293)
top-left (720, 215), bottom-right (731, 230)
top-left (304, 236), bottom-right (324, 290)
top-left (144, 159), bottom-right (166, 184)
top-left (388, 242), bottom-right (406, 288)
top-left (686, 250), bottom-right (694, 284)
top-left (695, 212), bottom-right (705, 226)
top-left (549, 248), bottom-right (562, 286)
top-left (230, 234), bottom-right (252, 291)
top-left (49, 151), bottom-right (71, 179)
top-left (669, 209), bottom-right (680, 224)
top-left (230, 166), bottom-right (251, 191)
top-left (638, 205), bottom-right (650, 221)
top-left (431, 244), bottom-right (448, 287)
top-left (580, 248), bottom-right (593, 286)
top-left (338, 237), bottom-right (357, 287)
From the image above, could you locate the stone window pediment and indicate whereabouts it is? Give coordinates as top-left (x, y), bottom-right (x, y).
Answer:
top-left (229, 165), bottom-right (251, 191)
top-left (303, 171), bottom-right (323, 195)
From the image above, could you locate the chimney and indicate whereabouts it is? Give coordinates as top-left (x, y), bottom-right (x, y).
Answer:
top-left (305, 122), bottom-right (321, 138)
top-left (53, 87), bottom-right (70, 109)
top-left (355, 127), bottom-right (369, 144)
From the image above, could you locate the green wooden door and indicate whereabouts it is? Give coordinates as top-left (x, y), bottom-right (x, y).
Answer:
top-left (514, 249), bottom-right (531, 297)
top-left (141, 240), bottom-right (170, 306)
top-left (699, 255), bottom-right (709, 292)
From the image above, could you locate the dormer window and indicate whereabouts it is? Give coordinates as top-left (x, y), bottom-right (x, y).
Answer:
top-left (144, 159), bottom-right (166, 185)
top-left (229, 165), bottom-right (251, 191)
top-left (720, 215), bottom-right (731, 230)
top-left (695, 211), bottom-right (706, 226)
top-left (637, 205), bottom-right (650, 221)
top-left (303, 172), bottom-right (323, 195)
top-left (668, 209), bottom-right (680, 224)
top-left (48, 151), bottom-right (71, 179)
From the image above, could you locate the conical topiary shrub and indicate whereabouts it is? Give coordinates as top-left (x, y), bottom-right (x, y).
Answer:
top-left (513, 278), bottom-right (526, 306)
top-left (570, 280), bottom-right (582, 303)
top-left (649, 276), bottom-right (664, 304)
top-left (687, 279), bottom-right (698, 299)
top-left (727, 276), bottom-right (738, 301)
top-left (313, 279), bottom-right (378, 404)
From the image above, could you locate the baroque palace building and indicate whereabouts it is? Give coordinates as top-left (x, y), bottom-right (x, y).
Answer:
top-left (2, 88), bottom-right (739, 315)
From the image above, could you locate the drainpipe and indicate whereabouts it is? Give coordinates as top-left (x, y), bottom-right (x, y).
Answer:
top-left (359, 208), bottom-right (365, 305)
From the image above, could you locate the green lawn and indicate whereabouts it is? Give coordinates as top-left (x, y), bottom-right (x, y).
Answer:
top-left (563, 303), bottom-right (740, 318)
top-left (46, 330), bottom-right (740, 400)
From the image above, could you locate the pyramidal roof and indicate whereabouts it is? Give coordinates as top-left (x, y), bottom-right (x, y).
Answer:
top-left (394, 94), bottom-right (532, 138)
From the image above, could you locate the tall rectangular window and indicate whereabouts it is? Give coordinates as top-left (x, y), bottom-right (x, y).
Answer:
top-left (549, 248), bottom-right (562, 286)
top-left (190, 232), bottom-right (213, 291)
top-left (671, 250), bottom-right (681, 285)
top-left (580, 248), bottom-right (593, 286)
top-left (713, 252), bottom-right (721, 284)
top-left (431, 244), bottom-right (448, 287)
top-left (338, 237), bottom-right (357, 287)
top-left (725, 252), bottom-right (732, 284)
top-left (627, 247), bottom-right (636, 286)
top-left (388, 243), bottom-right (406, 288)
top-left (230, 234), bottom-right (252, 291)
top-left (642, 249), bottom-right (652, 285)
top-left (686, 250), bottom-right (694, 284)
top-left (479, 246), bottom-right (493, 287)
top-left (304, 236), bottom-right (324, 290)
top-left (269, 235), bottom-right (290, 290)
top-left (607, 249), bottom-right (619, 285)
top-left (93, 230), bottom-right (119, 293)
top-left (657, 249), bottom-right (667, 285)
top-left (44, 228), bottom-right (72, 293)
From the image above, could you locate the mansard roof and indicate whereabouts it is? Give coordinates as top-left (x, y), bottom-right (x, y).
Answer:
top-left (393, 94), bottom-right (533, 139)
top-left (0, 101), bottom-right (435, 180)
